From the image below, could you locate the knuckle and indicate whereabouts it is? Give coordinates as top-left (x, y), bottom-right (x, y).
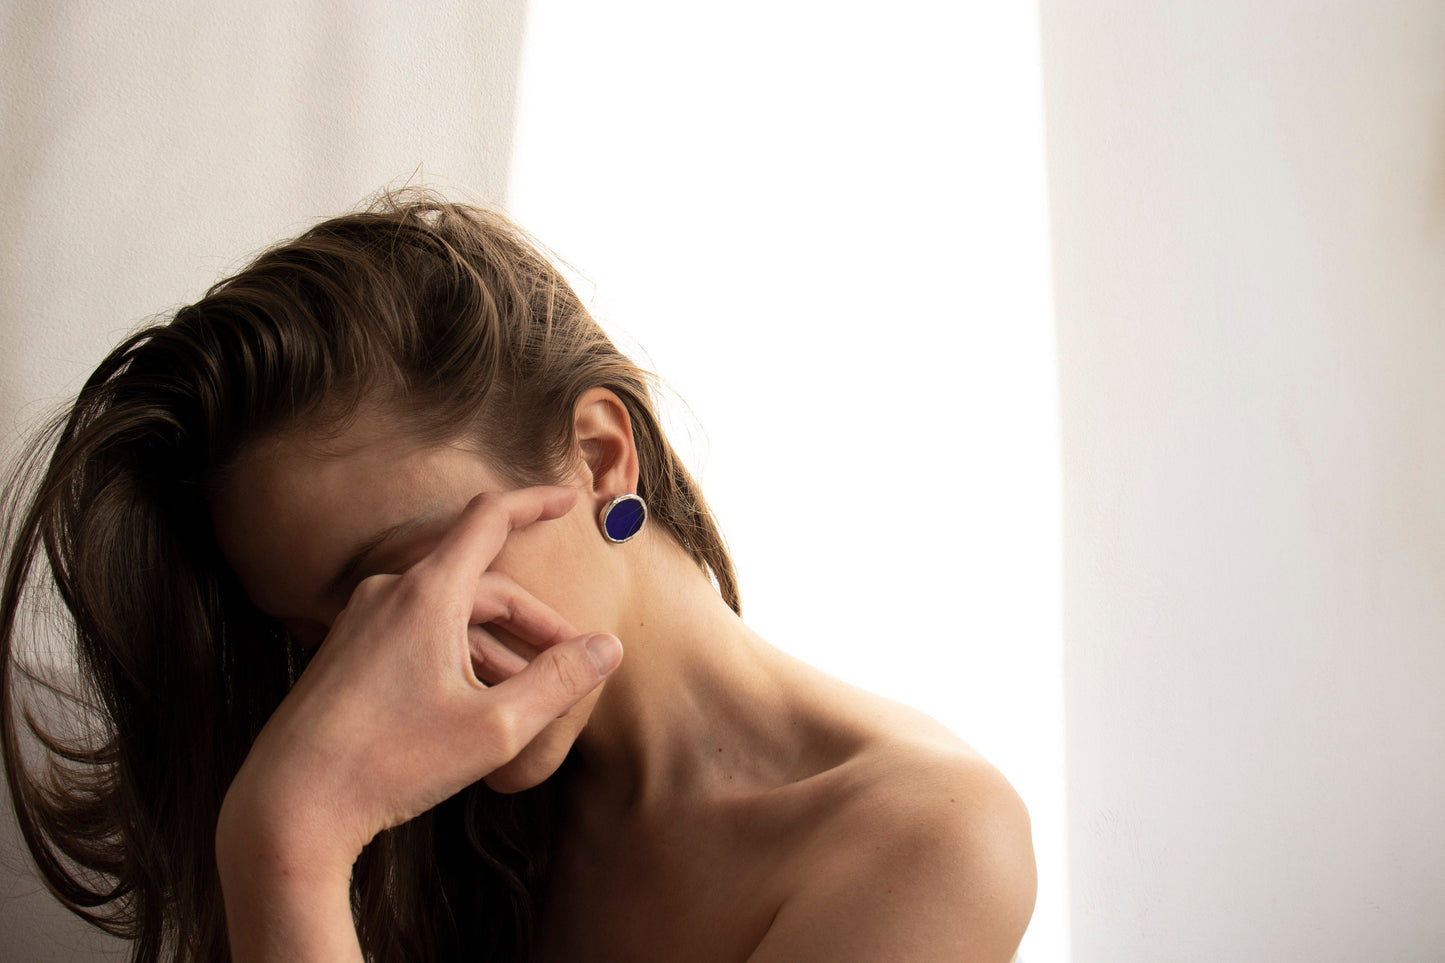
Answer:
top-left (462, 490), bottom-right (513, 538)
top-left (480, 704), bottom-right (520, 758)
top-left (349, 573), bottom-right (391, 602)
top-left (467, 490), bottom-right (501, 515)
top-left (545, 648), bottom-right (597, 697)
top-left (390, 568), bottom-right (440, 611)
top-left (472, 573), bottom-right (515, 623)
top-left (480, 571), bottom-right (518, 594)
top-left (475, 571), bottom-right (516, 605)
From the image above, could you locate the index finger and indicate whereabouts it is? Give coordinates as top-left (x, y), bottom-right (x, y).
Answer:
top-left (422, 486), bottom-right (578, 587)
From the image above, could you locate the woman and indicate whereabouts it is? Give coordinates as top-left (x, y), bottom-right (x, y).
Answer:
top-left (1, 192), bottom-right (1035, 961)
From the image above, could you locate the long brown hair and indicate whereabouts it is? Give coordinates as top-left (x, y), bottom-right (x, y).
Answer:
top-left (0, 191), bottom-right (739, 960)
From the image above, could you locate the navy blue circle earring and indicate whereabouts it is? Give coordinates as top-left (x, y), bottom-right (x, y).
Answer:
top-left (600, 493), bottom-right (648, 543)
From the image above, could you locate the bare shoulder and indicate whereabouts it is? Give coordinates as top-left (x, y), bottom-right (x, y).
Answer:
top-left (755, 729), bottom-right (1036, 962)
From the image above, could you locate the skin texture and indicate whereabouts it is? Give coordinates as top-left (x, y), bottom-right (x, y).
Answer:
top-left (209, 389), bottom-right (1037, 961)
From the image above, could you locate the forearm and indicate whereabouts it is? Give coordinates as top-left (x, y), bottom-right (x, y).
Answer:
top-left (219, 865), bottom-right (361, 961)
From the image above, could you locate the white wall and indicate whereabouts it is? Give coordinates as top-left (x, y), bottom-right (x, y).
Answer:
top-left (1042, 2), bottom-right (1445, 959)
top-left (0, 0), bottom-right (526, 434)
top-left (0, 2), bottom-right (526, 956)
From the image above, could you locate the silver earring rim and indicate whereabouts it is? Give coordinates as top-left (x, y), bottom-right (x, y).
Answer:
top-left (600, 493), bottom-right (648, 543)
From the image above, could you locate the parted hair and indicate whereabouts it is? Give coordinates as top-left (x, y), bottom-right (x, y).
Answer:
top-left (0, 190), bottom-right (738, 961)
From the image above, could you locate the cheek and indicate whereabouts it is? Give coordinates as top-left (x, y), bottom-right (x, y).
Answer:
top-left (490, 509), bottom-right (618, 631)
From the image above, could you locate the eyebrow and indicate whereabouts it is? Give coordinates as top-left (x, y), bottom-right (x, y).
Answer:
top-left (322, 515), bottom-right (430, 601)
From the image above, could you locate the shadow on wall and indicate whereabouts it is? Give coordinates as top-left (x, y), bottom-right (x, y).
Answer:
top-left (0, 2), bottom-right (69, 434)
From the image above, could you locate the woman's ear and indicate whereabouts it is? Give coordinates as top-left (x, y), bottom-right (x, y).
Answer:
top-left (572, 387), bottom-right (640, 499)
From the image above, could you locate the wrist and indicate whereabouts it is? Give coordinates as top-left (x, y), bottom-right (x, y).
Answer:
top-left (215, 777), bottom-right (360, 891)
top-left (216, 794), bottom-right (363, 962)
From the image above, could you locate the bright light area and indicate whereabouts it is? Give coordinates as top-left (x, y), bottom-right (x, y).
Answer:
top-left (508, 3), bottom-right (1066, 958)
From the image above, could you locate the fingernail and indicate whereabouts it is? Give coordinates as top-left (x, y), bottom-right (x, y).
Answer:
top-left (585, 633), bottom-right (623, 676)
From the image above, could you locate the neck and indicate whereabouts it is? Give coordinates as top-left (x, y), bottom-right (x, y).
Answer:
top-left (572, 532), bottom-right (857, 810)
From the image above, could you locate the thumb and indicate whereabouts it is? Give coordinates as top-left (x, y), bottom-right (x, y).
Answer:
top-left (486, 632), bottom-right (622, 751)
